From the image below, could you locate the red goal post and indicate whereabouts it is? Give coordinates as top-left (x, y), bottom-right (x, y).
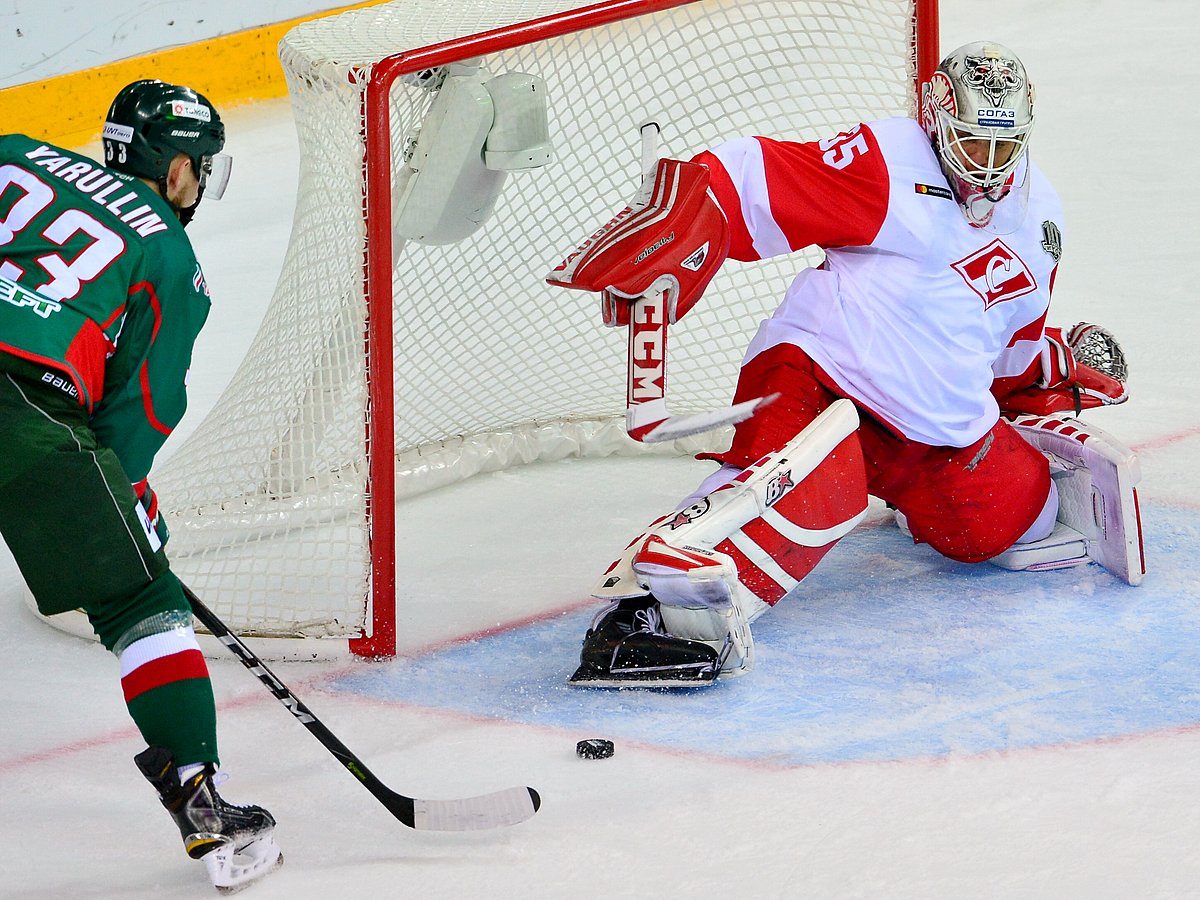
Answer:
top-left (141, 0), bottom-right (940, 660)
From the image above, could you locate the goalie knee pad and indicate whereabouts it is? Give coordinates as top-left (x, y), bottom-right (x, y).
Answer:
top-left (990, 415), bottom-right (1146, 585)
top-left (595, 399), bottom-right (869, 674)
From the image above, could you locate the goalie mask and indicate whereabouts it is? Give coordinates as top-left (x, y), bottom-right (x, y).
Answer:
top-left (102, 79), bottom-right (230, 226)
top-left (921, 41), bottom-right (1034, 231)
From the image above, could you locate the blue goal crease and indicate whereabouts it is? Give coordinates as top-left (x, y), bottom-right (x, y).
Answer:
top-left (332, 501), bottom-right (1200, 766)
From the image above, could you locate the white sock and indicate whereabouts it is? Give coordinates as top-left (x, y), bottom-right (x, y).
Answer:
top-left (177, 762), bottom-right (205, 783)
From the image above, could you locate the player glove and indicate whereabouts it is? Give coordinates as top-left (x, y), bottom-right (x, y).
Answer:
top-left (1000, 323), bottom-right (1129, 417)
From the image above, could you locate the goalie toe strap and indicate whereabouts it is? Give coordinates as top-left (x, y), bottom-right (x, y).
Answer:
top-left (988, 521), bottom-right (1089, 572)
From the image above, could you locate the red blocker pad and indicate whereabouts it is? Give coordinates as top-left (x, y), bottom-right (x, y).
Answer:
top-left (546, 157), bottom-right (731, 325)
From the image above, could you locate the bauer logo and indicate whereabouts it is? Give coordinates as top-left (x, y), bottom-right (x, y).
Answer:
top-left (171, 129), bottom-right (202, 139)
top-left (171, 101), bottom-right (211, 122)
top-left (765, 469), bottom-right (796, 507)
top-left (103, 121), bottom-right (134, 143)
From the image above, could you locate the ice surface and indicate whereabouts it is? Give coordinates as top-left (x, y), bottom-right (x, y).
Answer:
top-left (3, 1), bottom-right (1200, 897)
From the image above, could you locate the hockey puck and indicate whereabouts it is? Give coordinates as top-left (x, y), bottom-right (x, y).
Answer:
top-left (576, 738), bottom-right (614, 760)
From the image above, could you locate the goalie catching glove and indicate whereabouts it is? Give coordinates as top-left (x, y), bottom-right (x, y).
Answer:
top-left (546, 157), bottom-right (731, 325)
top-left (999, 323), bottom-right (1128, 417)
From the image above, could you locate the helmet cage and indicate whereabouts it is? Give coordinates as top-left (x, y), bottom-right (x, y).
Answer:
top-left (933, 106), bottom-right (1033, 193)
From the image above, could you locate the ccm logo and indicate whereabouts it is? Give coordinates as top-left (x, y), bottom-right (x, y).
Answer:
top-left (629, 295), bottom-right (666, 401)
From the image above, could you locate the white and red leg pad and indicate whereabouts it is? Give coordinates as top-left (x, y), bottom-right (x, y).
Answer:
top-left (598, 400), bottom-right (869, 673)
top-left (990, 415), bottom-right (1146, 585)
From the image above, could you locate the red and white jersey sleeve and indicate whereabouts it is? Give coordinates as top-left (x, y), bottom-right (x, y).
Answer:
top-left (695, 117), bottom-right (1065, 448)
top-left (693, 126), bottom-right (890, 260)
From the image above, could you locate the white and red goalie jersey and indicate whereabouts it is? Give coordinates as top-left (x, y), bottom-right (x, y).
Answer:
top-left (696, 116), bottom-right (1065, 448)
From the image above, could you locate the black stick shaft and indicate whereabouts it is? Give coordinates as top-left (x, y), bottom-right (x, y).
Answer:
top-left (182, 584), bottom-right (419, 825)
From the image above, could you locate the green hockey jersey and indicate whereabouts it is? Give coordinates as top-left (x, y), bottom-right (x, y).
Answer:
top-left (0, 133), bottom-right (211, 482)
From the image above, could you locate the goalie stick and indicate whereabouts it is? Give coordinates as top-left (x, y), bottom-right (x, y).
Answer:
top-left (183, 584), bottom-right (541, 831)
top-left (625, 121), bottom-right (776, 443)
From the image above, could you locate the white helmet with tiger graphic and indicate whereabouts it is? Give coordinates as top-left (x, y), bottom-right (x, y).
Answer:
top-left (921, 41), bottom-right (1035, 228)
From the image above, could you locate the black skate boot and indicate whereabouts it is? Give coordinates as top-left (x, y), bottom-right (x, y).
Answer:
top-left (568, 596), bottom-right (721, 687)
top-left (136, 746), bottom-right (283, 893)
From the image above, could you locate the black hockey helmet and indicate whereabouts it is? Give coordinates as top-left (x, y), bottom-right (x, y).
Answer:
top-left (102, 80), bottom-right (229, 200)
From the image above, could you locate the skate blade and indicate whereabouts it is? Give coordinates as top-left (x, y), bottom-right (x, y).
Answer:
top-left (567, 667), bottom-right (719, 689)
top-left (205, 836), bottom-right (284, 894)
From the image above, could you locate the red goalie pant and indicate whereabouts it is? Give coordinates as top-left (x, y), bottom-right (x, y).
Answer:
top-left (707, 343), bottom-right (1052, 564)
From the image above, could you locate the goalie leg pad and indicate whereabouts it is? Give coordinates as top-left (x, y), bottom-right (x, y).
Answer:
top-left (990, 415), bottom-right (1145, 585)
top-left (647, 399), bottom-right (868, 601)
top-left (598, 400), bottom-right (868, 677)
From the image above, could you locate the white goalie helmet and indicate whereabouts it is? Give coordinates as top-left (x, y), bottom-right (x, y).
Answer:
top-left (921, 41), bottom-right (1035, 230)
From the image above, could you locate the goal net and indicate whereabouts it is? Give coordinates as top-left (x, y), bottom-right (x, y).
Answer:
top-left (150, 0), bottom-right (937, 657)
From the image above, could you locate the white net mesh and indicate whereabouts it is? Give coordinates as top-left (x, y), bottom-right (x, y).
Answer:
top-left (153, 0), bottom-right (922, 643)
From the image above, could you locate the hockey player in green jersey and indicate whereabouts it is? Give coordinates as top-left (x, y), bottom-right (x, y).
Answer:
top-left (0, 80), bottom-right (281, 892)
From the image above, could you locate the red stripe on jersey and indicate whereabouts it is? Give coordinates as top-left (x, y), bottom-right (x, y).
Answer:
top-left (139, 362), bottom-right (173, 435)
top-left (754, 128), bottom-right (890, 251)
top-left (1008, 307), bottom-right (1048, 348)
top-left (129, 281), bottom-right (163, 341)
top-left (121, 649), bottom-right (208, 702)
top-left (991, 308), bottom-right (1049, 403)
top-left (100, 303), bottom-right (126, 331)
top-left (696, 150), bottom-right (759, 261)
top-left (127, 281), bottom-right (173, 435)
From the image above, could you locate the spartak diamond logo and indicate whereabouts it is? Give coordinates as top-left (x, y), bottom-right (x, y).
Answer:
top-left (951, 239), bottom-right (1037, 310)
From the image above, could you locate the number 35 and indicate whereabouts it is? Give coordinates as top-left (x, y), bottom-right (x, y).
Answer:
top-left (819, 125), bottom-right (870, 170)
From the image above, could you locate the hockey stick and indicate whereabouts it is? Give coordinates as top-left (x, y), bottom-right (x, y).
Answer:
top-left (183, 584), bottom-right (541, 831)
top-left (625, 121), bottom-right (775, 443)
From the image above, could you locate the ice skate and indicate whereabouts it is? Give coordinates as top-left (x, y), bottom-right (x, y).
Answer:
top-left (136, 746), bottom-right (283, 894)
top-left (569, 596), bottom-right (722, 687)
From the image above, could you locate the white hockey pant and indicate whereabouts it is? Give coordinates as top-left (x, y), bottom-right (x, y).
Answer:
top-left (989, 415), bottom-right (1145, 585)
top-left (594, 399), bottom-right (870, 674)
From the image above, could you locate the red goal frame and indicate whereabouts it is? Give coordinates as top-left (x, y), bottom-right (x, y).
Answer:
top-left (349, 0), bottom-right (940, 658)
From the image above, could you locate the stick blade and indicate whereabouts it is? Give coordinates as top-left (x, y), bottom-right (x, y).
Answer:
top-left (641, 393), bottom-right (778, 443)
top-left (411, 786), bottom-right (541, 831)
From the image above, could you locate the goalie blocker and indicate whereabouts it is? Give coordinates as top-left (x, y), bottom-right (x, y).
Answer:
top-left (546, 155), bottom-right (730, 327)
